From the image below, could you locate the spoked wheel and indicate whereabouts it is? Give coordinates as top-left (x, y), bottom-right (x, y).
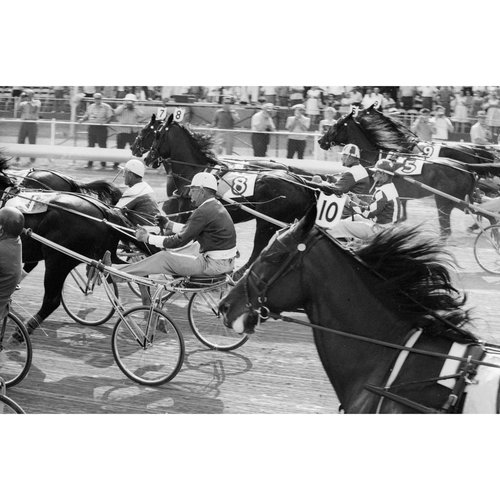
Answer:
top-left (111, 306), bottom-right (185, 386)
top-left (188, 283), bottom-right (249, 351)
top-left (120, 249), bottom-right (145, 298)
top-left (0, 312), bottom-right (32, 387)
top-left (61, 263), bottom-right (118, 326)
top-left (474, 224), bottom-right (500, 274)
top-left (0, 394), bottom-right (25, 414)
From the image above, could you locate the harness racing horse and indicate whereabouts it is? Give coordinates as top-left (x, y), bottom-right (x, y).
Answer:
top-left (141, 114), bottom-right (317, 278)
top-left (318, 108), bottom-right (480, 238)
top-left (219, 206), bottom-right (500, 413)
top-left (0, 166), bottom-right (150, 334)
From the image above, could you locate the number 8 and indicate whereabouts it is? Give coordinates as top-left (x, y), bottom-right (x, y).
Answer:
top-left (175, 110), bottom-right (182, 120)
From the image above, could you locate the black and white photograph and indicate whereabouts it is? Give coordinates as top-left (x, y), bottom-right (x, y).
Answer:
top-left (2, 1), bottom-right (500, 498)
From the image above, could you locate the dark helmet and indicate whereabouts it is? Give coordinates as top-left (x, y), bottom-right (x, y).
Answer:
top-left (0, 207), bottom-right (25, 237)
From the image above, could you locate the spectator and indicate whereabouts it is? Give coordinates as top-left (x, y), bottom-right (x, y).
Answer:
top-left (276, 86), bottom-right (289, 107)
top-left (484, 90), bottom-right (500, 137)
top-left (399, 86), bottom-right (416, 110)
top-left (350, 87), bottom-right (363, 107)
top-left (430, 106), bottom-right (453, 140)
top-left (78, 92), bottom-right (114, 169)
top-left (412, 91), bottom-right (423, 112)
top-left (262, 87), bottom-right (277, 105)
top-left (53, 86), bottom-right (66, 113)
top-left (470, 111), bottom-right (492, 145)
top-left (411, 108), bottom-right (435, 141)
top-left (339, 91), bottom-right (353, 114)
top-left (452, 89), bottom-right (469, 133)
top-left (113, 94), bottom-right (146, 169)
top-left (211, 96), bottom-right (240, 155)
top-left (17, 90), bottom-right (41, 164)
top-left (361, 87), bottom-right (385, 109)
top-left (318, 107), bottom-right (338, 161)
top-left (471, 90), bottom-right (485, 117)
top-left (289, 87), bottom-right (305, 107)
top-left (250, 103), bottom-right (276, 157)
top-left (437, 86), bottom-right (453, 116)
top-left (83, 86), bottom-right (96, 98)
top-left (305, 86), bottom-right (324, 127)
top-left (0, 207), bottom-right (24, 321)
top-left (418, 86), bottom-right (437, 111)
top-left (285, 104), bottom-right (311, 159)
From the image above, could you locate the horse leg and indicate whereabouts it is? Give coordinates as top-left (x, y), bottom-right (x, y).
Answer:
top-left (435, 196), bottom-right (454, 240)
top-left (26, 256), bottom-right (76, 334)
top-left (21, 261), bottom-right (38, 281)
top-left (233, 220), bottom-right (277, 281)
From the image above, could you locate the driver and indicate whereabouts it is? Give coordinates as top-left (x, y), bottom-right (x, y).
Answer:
top-left (105, 172), bottom-right (237, 277)
top-left (330, 144), bottom-right (371, 196)
top-left (0, 207), bottom-right (24, 320)
top-left (327, 159), bottom-right (400, 240)
top-left (114, 158), bottom-right (161, 225)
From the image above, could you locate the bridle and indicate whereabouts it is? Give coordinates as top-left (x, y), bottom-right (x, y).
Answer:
top-left (242, 226), bottom-right (317, 320)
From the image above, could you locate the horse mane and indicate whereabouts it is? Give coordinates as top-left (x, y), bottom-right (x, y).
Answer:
top-left (358, 106), bottom-right (418, 152)
top-left (174, 122), bottom-right (218, 166)
top-left (353, 225), bottom-right (476, 342)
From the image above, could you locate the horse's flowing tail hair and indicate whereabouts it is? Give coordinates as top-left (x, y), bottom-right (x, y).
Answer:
top-left (355, 225), bottom-right (474, 340)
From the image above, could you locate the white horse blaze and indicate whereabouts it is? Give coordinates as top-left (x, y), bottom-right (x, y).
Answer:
top-left (231, 313), bottom-right (248, 334)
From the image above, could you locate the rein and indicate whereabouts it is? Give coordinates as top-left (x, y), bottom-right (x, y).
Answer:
top-left (241, 225), bottom-right (491, 361)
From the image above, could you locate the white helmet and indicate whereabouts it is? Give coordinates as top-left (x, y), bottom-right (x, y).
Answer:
top-left (124, 158), bottom-right (145, 177)
top-left (189, 172), bottom-right (218, 191)
top-left (341, 144), bottom-right (360, 159)
top-left (124, 93), bottom-right (137, 101)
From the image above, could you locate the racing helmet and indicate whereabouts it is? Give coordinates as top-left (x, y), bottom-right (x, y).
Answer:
top-left (341, 144), bottom-right (360, 159)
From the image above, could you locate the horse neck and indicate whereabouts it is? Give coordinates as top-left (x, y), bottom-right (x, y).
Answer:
top-left (301, 241), bottom-right (414, 410)
top-left (346, 122), bottom-right (379, 156)
top-left (169, 134), bottom-right (211, 188)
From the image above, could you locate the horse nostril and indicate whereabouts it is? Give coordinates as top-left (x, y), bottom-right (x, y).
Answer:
top-left (219, 301), bottom-right (228, 315)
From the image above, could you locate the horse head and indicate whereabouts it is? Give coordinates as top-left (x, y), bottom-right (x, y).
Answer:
top-left (219, 205), bottom-right (317, 334)
top-left (145, 113), bottom-right (174, 169)
top-left (131, 114), bottom-right (162, 157)
top-left (318, 111), bottom-right (357, 150)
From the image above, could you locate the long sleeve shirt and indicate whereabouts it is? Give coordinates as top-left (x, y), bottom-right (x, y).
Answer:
top-left (333, 164), bottom-right (371, 195)
top-left (251, 111), bottom-right (276, 132)
top-left (0, 237), bottom-right (22, 320)
top-left (160, 198), bottom-right (236, 255)
top-left (82, 103), bottom-right (114, 124)
top-left (285, 114), bottom-right (311, 140)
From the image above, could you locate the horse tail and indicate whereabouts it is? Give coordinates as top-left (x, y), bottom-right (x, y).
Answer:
top-left (74, 180), bottom-right (123, 206)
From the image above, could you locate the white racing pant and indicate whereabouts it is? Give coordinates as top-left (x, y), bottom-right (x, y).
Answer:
top-left (118, 241), bottom-right (235, 277)
top-left (327, 215), bottom-right (389, 240)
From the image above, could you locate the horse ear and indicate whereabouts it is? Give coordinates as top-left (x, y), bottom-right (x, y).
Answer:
top-left (166, 113), bottom-right (174, 126)
top-left (150, 113), bottom-right (156, 122)
top-left (295, 204), bottom-right (317, 238)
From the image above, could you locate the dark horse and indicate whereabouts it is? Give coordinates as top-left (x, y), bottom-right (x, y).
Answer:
top-left (0, 164), bottom-right (149, 334)
top-left (140, 113), bottom-right (317, 277)
top-left (318, 107), bottom-right (482, 237)
top-left (219, 206), bottom-right (499, 413)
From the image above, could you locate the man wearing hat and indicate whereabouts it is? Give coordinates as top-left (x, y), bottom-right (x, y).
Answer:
top-left (285, 104), bottom-right (311, 159)
top-left (78, 93), bottom-right (114, 169)
top-left (114, 159), bottom-right (160, 224)
top-left (211, 96), bottom-right (240, 155)
top-left (470, 111), bottom-right (492, 145)
top-left (330, 144), bottom-right (371, 197)
top-left (250, 103), bottom-right (276, 157)
top-left (107, 172), bottom-right (237, 278)
top-left (430, 105), bottom-right (453, 141)
top-left (327, 159), bottom-right (400, 240)
top-left (411, 108), bottom-right (436, 142)
top-left (113, 94), bottom-right (146, 169)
